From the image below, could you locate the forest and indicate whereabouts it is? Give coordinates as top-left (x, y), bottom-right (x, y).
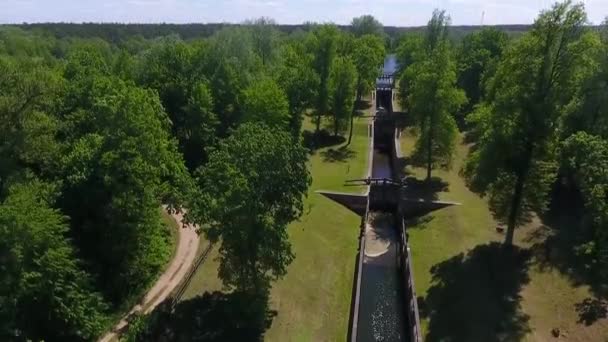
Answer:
top-left (1, 1), bottom-right (608, 340)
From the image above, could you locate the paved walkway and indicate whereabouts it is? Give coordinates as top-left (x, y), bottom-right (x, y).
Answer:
top-left (99, 210), bottom-right (200, 342)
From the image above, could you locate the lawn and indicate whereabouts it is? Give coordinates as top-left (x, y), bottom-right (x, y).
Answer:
top-left (180, 112), bottom-right (372, 341)
top-left (400, 127), bottom-right (608, 341)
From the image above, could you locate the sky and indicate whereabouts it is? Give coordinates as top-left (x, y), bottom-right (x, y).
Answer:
top-left (1, 0), bottom-right (607, 26)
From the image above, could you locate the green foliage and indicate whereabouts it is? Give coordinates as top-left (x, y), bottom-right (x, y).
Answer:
top-left (329, 57), bottom-right (357, 136)
top-left (0, 56), bottom-right (62, 197)
top-left (465, 1), bottom-right (591, 244)
top-left (309, 24), bottom-right (339, 133)
top-left (276, 43), bottom-right (320, 135)
top-left (403, 12), bottom-right (465, 180)
top-left (241, 78), bottom-right (290, 129)
top-left (137, 38), bottom-right (219, 169)
top-left (457, 28), bottom-right (509, 114)
top-left (0, 181), bottom-right (108, 340)
top-left (248, 17), bottom-right (281, 66)
top-left (190, 123), bottom-right (311, 293)
top-left (352, 35), bottom-right (385, 101)
top-left (350, 15), bottom-right (385, 38)
top-left (561, 132), bottom-right (608, 281)
top-left (59, 68), bottom-right (187, 302)
top-left (561, 27), bottom-right (608, 140)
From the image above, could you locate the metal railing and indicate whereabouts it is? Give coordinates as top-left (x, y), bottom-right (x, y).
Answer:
top-left (169, 242), bottom-right (215, 307)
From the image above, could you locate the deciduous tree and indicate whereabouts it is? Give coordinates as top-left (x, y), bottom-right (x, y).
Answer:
top-left (0, 181), bottom-right (108, 341)
top-left (190, 123), bottom-right (311, 295)
top-left (241, 78), bottom-right (290, 129)
top-left (329, 56), bottom-right (357, 138)
top-left (466, 1), bottom-right (592, 245)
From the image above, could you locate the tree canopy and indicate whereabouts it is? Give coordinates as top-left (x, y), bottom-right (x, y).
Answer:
top-left (189, 123), bottom-right (311, 293)
top-left (464, 1), bottom-right (593, 245)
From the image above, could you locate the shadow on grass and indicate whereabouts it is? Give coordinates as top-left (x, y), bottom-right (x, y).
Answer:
top-left (419, 242), bottom-right (532, 342)
top-left (302, 130), bottom-right (346, 152)
top-left (321, 146), bottom-right (356, 163)
top-left (402, 176), bottom-right (449, 201)
top-left (128, 291), bottom-right (275, 341)
top-left (395, 112), bottom-right (415, 129)
top-left (530, 207), bottom-right (608, 326)
top-left (575, 297), bottom-right (608, 326)
top-left (404, 214), bottom-right (434, 230)
top-left (355, 99), bottom-right (371, 111)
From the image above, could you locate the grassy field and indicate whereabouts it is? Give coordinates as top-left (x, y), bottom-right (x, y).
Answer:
top-left (400, 127), bottom-right (608, 341)
top-left (180, 114), bottom-right (372, 341)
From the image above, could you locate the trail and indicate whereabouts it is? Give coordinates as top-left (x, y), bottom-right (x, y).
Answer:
top-left (99, 210), bottom-right (200, 342)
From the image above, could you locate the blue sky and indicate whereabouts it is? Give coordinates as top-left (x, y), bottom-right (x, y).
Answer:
top-left (1, 0), bottom-right (606, 26)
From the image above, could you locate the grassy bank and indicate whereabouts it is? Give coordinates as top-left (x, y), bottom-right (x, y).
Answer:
top-left (180, 114), bottom-right (372, 341)
top-left (400, 127), bottom-right (608, 341)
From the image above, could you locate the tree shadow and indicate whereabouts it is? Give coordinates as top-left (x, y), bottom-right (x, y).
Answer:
top-left (130, 291), bottom-right (275, 341)
top-left (394, 156), bottom-right (413, 179)
top-left (404, 214), bottom-right (434, 230)
top-left (575, 297), bottom-right (608, 326)
top-left (302, 130), bottom-right (345, 152)
top-left (531, 183), bottom-right (608, 299)
top-left (395, 112), bottom-right (415, 129)
top-left (354, 99), bottom-right (371, 111)
top-left (321, 146), bottom-right (355, 163)
top-left (401, 176), bottom-right (449, 201)
top-left (421, 242), bottom-right (532, 342)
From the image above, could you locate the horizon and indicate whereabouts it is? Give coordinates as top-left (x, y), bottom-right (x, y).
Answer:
top-left (1, 1), bottom-right (607, 26)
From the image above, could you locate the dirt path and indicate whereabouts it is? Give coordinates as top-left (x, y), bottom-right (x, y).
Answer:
top-left (99, 210), bottom-right (200, 342)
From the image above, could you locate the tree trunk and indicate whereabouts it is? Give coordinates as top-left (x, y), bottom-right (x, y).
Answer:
top-left (426, 116), bottom-right (433, 182)
top-left (505, 145), bottom-right (533, 246)
top-left (347, 110), bottom-right (355, 145)
top-left (334, 116), bottom-right (339, 137)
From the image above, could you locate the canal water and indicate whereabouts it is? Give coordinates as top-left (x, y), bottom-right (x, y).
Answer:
top-left (383, 54), bottom-right (398, 76)
top-left (357, 212), bottom-right (407, 342)
top-left (356, 137), bottom-right (407, 341)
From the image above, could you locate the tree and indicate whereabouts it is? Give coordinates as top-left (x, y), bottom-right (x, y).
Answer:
top-left (59, 68), bottom-right (190, 302)
top-left (425, 9), bottom-right (450, 52)
top-left (396, 33), bottom-right (424, 110)
top-left (137, 39), bottom-right (218, 170)
top-left (329, 56), bottom-right (357, 137)
top-left (403, 10), bottom-right (465, 181)
top-left (561, 21), bottom-right (608, 139)
top-left (247, 17), bottom-right (280, 66)
top-left (352, 34), bottom-right (385, 102)
top-left (241, 78), bottom-right (290, 129)
top-left (276, 44), bottom-right (320, 136)
top-left (465, 1), bottom-right (592, 245)
top-left (189, 123), bottom-right (311, 295)
top-left (203, 26), bottom-right (261, 135)
top-left (0, 181), bottom-right (108, 341)
top-left (406, 45), bottom-right (465, 180)
top-left (561, 132), bottom-right (608, 281)
top-left (351, 15), bottom-right (385, 38)
top-left (457, 28), bottom-right (509, 114)
top-left (0, 56), bottom-right (61, 197)
top-left (309, 24), bottom-right (338, 134)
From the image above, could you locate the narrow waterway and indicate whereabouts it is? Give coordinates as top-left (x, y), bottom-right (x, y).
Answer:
top-left (357, 212), bottom-right (407, 342)
top-left (356, 141), bottom-right (407, 341)
top-left (371, 148), bottom-right (392, 179)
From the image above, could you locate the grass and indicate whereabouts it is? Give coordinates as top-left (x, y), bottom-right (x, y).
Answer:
top-left (160, 210), bottom-right (180, 266)
top-left (400, 127), bottom-right (608, 341)
top-left (180, 113), bottom-right (372, 341)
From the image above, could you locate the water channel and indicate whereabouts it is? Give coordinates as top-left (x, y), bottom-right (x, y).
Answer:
top-left (356, 141), bottom-right (408, 341)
